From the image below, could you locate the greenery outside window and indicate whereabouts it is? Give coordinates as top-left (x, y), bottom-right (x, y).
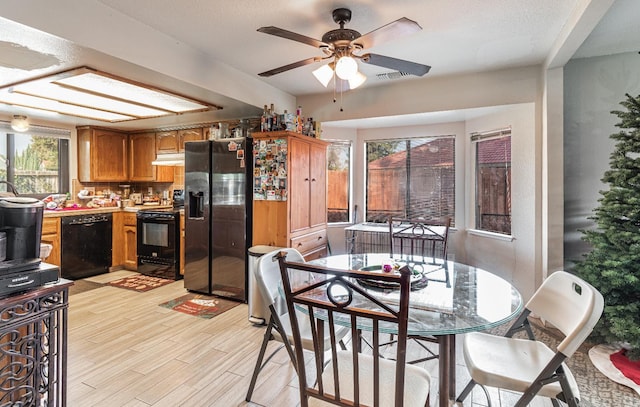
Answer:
top-left (0, 123), bottom-right (70, 198)
top-left (472, 128), bottom-right (511, 235)
top-left (327, 140), bottom-right (351, 223)
top-left (365, 136), bottom-right (455, 223)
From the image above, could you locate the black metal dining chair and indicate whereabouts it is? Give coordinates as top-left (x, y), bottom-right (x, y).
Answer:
top-left (277, 251), bottom-right (431, 407)
top-left (386, 216), bottom-right (452, 363)
top-left (389, 216), bottom-right (451, 265)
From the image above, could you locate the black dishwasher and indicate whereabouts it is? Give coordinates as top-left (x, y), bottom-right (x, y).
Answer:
top-left (61, 213), bottom-right (112, 279)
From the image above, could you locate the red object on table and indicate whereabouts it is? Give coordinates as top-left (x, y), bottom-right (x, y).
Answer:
top-left (610, 349), bottom-right (640, 385)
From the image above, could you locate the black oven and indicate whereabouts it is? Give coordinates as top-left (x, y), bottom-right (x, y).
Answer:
top-left (136, 208), bottom-right (181, 280)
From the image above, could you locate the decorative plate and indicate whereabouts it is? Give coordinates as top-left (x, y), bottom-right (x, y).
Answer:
top-left (357, 265), bottom-right (426, 290)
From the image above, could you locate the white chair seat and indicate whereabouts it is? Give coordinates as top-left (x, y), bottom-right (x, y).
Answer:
top-left (463, 331), bottom-right (580, 400)
top-left (310, 350), bottom-right (431, 407)
top-left (273, 311), bottom-right (351, 351)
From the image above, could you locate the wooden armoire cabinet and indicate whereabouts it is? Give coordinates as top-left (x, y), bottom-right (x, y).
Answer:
top-left (252, 131), bottom-right (328, 260)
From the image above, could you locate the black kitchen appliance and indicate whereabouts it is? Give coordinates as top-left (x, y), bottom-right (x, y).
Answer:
top-left (172, 189), bottom-right (184, 209)
top-left (0, 197), bottom-right (44, 262)
top-left (0, 197), bottom-right (60, 297)
top-left (136, 207), bottom-right (181, 280)
top-left (61, 213), bottom-right (112, 279)
top-left (184, 138), bottom-right (251, 301)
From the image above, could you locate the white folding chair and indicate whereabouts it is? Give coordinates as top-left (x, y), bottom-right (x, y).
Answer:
top-left (456, 270), bottom-right (604, 407)
top-left (245, 248), bottom-right (349, 402)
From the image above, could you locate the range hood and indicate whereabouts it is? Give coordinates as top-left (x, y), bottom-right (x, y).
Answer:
top-left (151, 153), bottom-right (184, 166)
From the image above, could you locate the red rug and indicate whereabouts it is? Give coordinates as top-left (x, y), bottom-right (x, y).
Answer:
top-left (589, 344), bottom-right (640, 395)
top-left (611, 349), bottom-right (640, 385)
top-left (159, 293), bottom-right (240, 319)
top-left (108, 275), bottom-right (174, 292)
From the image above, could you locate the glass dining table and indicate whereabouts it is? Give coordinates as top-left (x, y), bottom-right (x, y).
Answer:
top-left (306, 253), bottom-right (524, 407)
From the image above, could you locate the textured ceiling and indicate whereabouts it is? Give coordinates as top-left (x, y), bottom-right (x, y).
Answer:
top-left (0, 0), bottom-right (638, 129)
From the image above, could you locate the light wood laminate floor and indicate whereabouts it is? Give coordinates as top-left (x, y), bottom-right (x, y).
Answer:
top-left (67, 271), bottom-right (619, 406)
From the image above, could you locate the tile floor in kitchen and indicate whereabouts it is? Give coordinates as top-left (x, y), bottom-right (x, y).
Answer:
top-left (66, 270), bottom-right (635, 406)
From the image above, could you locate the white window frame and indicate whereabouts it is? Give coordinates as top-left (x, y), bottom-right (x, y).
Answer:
top-left (471, 127), bottom-right (512, 237)
top-left (326, 139), bottom-right (353, 225)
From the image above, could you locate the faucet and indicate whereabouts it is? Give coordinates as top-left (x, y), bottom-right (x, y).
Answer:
top-left (0, 181), bottom-right (19, 196)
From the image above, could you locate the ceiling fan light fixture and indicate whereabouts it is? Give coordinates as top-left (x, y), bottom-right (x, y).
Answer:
top-left (10, 115), bottom-right (29, 132)
top-left (335, 56), bottom-right (358, 80)
top-left (312, 64), bottom-right (334, 87)
top-left (348, 71), bottom-right (367, 89)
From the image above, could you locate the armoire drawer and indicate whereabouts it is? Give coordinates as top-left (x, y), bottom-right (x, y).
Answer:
top-left (290, 229), bottom-right (327, 255)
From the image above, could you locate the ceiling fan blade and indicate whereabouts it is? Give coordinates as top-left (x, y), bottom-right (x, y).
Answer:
top-left (361, 53), bottom-right (431, 77)
top-left (258, 57), bottom-right (323, 77)
top-left (257, 26), bottom-right (328, 48)
top-left (353, 17), bottom-right (422, 49)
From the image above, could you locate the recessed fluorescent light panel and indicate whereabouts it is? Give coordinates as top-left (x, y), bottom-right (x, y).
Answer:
top-left (0, 66), bottom-right (217, 122)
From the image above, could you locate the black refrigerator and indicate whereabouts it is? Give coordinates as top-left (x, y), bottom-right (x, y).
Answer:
top-left (183, 138), bottom-right (252, 302)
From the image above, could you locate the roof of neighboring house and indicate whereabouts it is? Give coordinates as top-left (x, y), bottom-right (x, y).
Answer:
top-left (477, 137), bottom-right (511, 165)
top-left (368, 138), bottom-right (455, 169)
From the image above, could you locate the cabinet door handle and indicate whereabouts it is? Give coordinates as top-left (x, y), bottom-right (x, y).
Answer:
top-left (311, 178), bottom-right (316, 182)
top-left (304, 178), bottom-right (309, 182)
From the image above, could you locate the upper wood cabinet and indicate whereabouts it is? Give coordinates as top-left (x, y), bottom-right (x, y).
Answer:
top-left (178, 128), bottom-right (204, 152)
top-left (129, 133), bottom-right (156, 181)
top-left (130, 133), bottom-right (174, 182)
top-left (156, 131), bottom-right (179, 154)
top-left (77, 128), bottom-right (128, 182)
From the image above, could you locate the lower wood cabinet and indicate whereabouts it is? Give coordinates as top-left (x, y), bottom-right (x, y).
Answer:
top-left (41, 218), bottom-right (61, 266)
top-left (123, 212), bottom-right (137, 270)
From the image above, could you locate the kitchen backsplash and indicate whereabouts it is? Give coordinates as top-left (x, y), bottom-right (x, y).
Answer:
top-left (72, 166), bottom-right (184, 207)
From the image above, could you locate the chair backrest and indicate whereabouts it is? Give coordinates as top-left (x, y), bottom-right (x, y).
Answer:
top-left (277, 251), bottom-right (412, 407)
top-left (389, 217), bottom-right (451, 261)
top-left (526, 270), bottom-right (604, 357)
top-left (255, 248), bottom-right (305, 310)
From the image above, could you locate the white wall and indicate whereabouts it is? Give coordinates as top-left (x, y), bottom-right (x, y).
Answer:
top-left (299, 65), bottom-right (540, 124)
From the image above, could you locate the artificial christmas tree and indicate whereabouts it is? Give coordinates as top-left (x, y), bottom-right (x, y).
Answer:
top-left (574, 93), bottom-right (640, 359)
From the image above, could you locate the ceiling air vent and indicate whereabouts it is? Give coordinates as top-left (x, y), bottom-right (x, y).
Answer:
top-left (375, 71), bottom-right (412, 81)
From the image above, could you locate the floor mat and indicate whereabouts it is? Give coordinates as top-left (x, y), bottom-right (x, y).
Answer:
top-left (159, 293), bottom-right (240, 319)
top-left (108, 275), bottom-right (174, 292)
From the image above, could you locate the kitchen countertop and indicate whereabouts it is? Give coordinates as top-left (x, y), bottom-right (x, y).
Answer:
top-left (43, 205), bottom-right (174, 217)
